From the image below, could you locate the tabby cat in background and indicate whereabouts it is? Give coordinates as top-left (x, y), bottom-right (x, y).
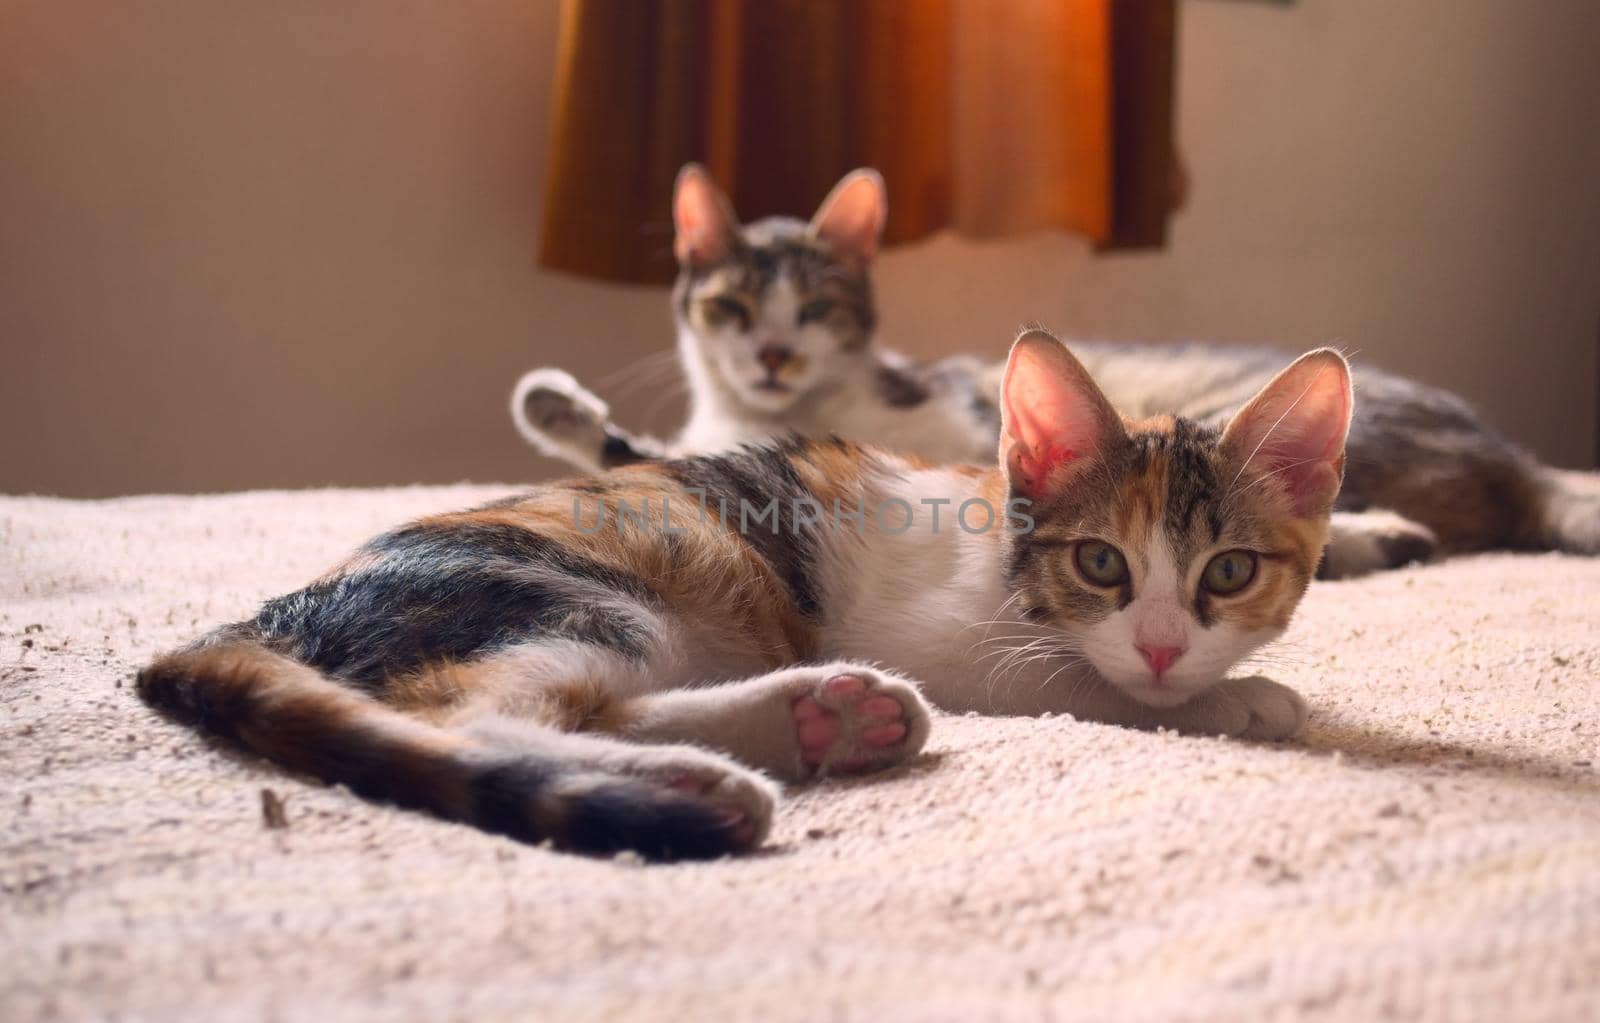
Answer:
top-left (512, 166), bottom-right (1598, 580)
top-left (145, 331), bottom-right (1350, 860)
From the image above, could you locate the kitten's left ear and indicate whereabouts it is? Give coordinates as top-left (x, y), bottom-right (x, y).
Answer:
top-left (999, 329), bottom-right (1127, 503)
top-left (673, 164), bottom-right (740, 267)
top-left (1222, 349), bottom-right (1353, 518)
top-left (809, 168), bottom-right (887, 266)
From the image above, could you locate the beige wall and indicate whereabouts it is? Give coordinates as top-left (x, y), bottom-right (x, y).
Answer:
top-left (3, 0), bottom-right (1597, 498)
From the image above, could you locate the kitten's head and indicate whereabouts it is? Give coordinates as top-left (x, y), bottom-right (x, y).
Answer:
top-left (671, 165), bottom-right (885, 412)
top-left (1000, 329), bottom-right (1351, 707)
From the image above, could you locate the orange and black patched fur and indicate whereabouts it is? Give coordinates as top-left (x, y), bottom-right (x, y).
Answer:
top-left (142, 330), bottom-right (1354, 861)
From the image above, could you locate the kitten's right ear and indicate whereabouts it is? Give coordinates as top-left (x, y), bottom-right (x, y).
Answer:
top-left (809, 168), bottom-right (887, 266)
top-left (999, 329), bottom-right (1125, 503)
top-left (673, 164), bottom-right (739, 267)
top-left (1222, 349), bottom-right (1353, 518)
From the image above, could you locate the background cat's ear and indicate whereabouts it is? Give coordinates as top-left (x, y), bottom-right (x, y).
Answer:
top-left (673, 164), bottom-right (739, 267)
top-left (809, 168), bottom-right (886, 266)
top-left (999, 329), bottom-right (1125, 502)
top-left (1221, 349), bottom-right (1353, 518)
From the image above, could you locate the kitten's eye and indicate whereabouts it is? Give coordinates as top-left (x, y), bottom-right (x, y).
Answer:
top-left (797, 299), bottom-right (835, 325)
top-left (1074, 541), bottom-right (1129, 588)
top-left (704, 296), bottom-right (751, 329)
top-left (1202, 550), bottom-right (1258, 596)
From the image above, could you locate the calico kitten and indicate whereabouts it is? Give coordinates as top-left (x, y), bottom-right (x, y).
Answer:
top-left (143, 331), bottom-right (1348, 861)
top-left (512, 166), bottom-right (1598, 579)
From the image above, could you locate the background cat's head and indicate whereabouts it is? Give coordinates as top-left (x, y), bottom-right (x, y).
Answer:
top-left (670, 165), bottom-right (885, 413)
top-left (1000, 330), bottom-right (1351, 707)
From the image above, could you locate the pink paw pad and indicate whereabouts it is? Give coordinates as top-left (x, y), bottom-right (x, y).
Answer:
top-left (791, 673), bottom-right (914, 774)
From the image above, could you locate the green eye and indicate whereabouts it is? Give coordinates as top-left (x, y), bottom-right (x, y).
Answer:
top-left (1202, 550), bottom-right (1258, 595)
top-left (798, 299), bottom-right (835, 324)
top-left (1074, 541), bottom-right (1129, 587)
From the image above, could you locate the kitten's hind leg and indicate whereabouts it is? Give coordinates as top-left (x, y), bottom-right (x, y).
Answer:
top-left (510, 367), bottom-right (670, 472)
top-left (141, 640), bottom-right (771, 860)
top-left (457, 715), bottom-right (777, 851)
top-left (597, 664), bottom-right (933, 784)
top-left (1318, 508), bottom-right (1438, 579)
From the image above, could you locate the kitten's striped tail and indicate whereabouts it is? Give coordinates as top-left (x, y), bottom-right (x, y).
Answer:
top-left (136, 641), bottom-right (745, 860)
top-left (511, 367), bottom-right (668, 473)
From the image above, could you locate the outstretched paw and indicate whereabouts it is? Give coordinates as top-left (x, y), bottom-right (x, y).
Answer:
top-left (789, 668), bottom-right (931, 779)
top-left (510, 367), bottom-right (610, 469)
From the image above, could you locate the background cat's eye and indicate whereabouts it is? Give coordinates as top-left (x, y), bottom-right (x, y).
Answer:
top-left (704, 296), bottom-right (751, 329)
top-left (797, 299), bottom-right (835, 325)
top-left (1202, 550), bottom-right (1258, 595)
top-left (1074, 541), bottom-right (1129, 588)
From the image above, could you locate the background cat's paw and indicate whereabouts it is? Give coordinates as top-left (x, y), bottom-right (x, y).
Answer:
top-left (1319, 509), bottom-right (1438, 579)
top-left (1214, 676), bottom-right (1308, 740)
top-left (510, 367), bottom-right (610, 468)
top-left (1541, 472), bottom-right (1600, 553)
top-left (787, 667), bottom-right (931, 779)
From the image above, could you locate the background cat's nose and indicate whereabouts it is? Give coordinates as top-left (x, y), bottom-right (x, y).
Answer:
top-left (1137, 644), bottom-right (1184, 676)
top-left (757, 345), bottom-right (793, 373)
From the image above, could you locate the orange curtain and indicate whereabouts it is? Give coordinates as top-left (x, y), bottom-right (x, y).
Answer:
top-left (539, 0), bottom-right (1178, 284)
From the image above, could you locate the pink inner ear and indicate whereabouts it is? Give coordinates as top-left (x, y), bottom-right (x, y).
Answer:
top-left (1011, 443), bottom-right (1080, 501)
top-left (1001, 341), bottom-right (1107, 500)
top-left (1253, 433), bottom-right (1342, 517)
top-left (673, 173), bottom-right (730, 266)
top-left (1229, 358), bottom-right (1352, 516)
top-left (812, 175), bottom-right (885, 264)
top-left (1010, 401), bottom-right (1081, 476)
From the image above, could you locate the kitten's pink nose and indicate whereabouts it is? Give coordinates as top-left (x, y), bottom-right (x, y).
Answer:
top-left (757, 345), bottom-right (793, 373)
top-left (1137, 644), bottom-right (1185, 677)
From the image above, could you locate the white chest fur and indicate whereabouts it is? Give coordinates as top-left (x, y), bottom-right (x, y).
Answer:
top-left (673, 326), bottom-right (995, 464)
top-left (813, 466), bottom-right (1088, 714)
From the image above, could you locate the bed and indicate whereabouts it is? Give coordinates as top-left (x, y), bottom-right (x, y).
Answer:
top-left (3, 485), bottom-right (1597, 1021)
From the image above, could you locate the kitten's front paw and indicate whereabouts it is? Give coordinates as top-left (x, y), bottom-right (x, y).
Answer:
top-left (1210, 676), bottom-right (1308, 740)
top-left (787, 667), bottom-right (932, 779)
top-left (510, 368), bottom-right (609, 465)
